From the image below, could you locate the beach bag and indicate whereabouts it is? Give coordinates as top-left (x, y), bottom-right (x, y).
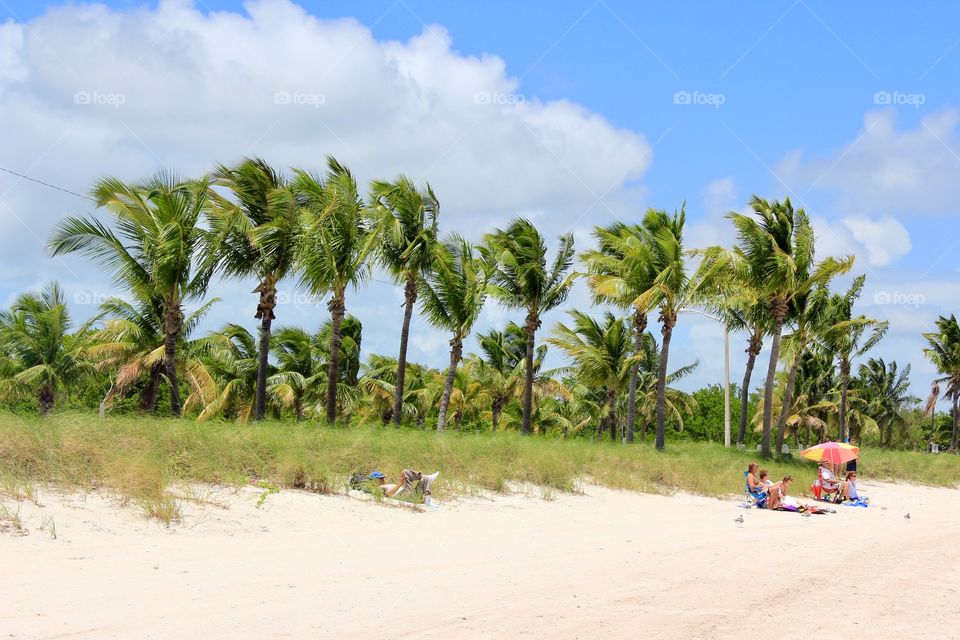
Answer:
top-left (349, 471), bottom-right (367, 490)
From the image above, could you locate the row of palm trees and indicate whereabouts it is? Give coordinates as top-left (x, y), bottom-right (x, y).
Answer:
top-left (0, 154), bottom-right (954, 454)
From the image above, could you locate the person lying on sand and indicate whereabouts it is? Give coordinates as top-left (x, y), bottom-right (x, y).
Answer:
top-left (766, 476), bottom-right (793, 510)
top-left (368, 469), bottom-right (440, 507)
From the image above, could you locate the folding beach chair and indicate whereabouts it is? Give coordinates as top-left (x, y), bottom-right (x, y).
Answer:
top-left (743, 470), bottom-right (767, 509)
top-left (811, 466), bottom-right (840, 501)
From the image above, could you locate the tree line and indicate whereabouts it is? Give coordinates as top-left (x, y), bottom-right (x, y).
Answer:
top-left (0, 157), bottom-right (957, 455)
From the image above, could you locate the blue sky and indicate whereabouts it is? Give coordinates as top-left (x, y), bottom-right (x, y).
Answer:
top-left (1, 0), bottom-right (958, 402)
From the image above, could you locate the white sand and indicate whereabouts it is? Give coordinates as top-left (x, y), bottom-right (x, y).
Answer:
top-left (2, 480), bottom-right (959, 639)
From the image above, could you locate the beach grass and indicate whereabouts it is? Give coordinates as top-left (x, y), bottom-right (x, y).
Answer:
top-left (1, 412), bottom-right (958, 522)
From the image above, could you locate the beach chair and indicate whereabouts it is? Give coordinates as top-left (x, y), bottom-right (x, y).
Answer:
top-left (811, 466), bottom-right (840, 501)
top-left (743, 471), bottom-right (767, 508)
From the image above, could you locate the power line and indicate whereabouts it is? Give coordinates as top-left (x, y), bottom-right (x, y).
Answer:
top-left (0, 165), bottom-right (95, 201)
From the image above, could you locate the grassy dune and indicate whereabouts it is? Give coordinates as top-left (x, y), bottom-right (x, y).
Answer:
top-left (1, 412), bottom-right (958, 523)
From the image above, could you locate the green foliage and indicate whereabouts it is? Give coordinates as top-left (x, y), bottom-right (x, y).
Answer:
top-left (1, 413), bottom-right (956, 526)
top-left (0, 282), bottom-right (95, 414)
top-left (683, 384), bottom-right (745, 443)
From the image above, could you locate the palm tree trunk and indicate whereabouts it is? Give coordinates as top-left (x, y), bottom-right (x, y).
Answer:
top-left (491, 397), bottom-right (502, 431)
top-left (951, 395), bottom-right (959, 452)
top-left (392, 274), bottom-right (418, 427)
top-left (294, 392), bottom-right (304, 422)
top-left (162, 304), bottom-right (183, 416)
top-left (760, 307), bottom-right (786, 458)
top-left (654, 313), bottom-right (676, 451)
top-left (774, 356), bottom-right (799, 454)
top-left (38, 382), bottom-right (55, 416)
top-left (625, 310), bottom-right (647, 443)
top-left (838, 359), bottom-right (850, 442)
top-left (253, 284), bottom-right (277, 421)
top-left (521, 311), bottom-right (539, 436)
top-left (607, 386), bottom-right (618, 442)
top-left (437, 336), bottom-right (463, 432)
top-left (140, 363), bottom-right (163, 413)
top-left (738, 331), bottom-right (762, 445)
top-left (326, 294), bottom-right (346, 424)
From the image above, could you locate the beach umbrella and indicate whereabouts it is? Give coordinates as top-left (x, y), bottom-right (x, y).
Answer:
top-left (800, 441), bottom-right (859, 465)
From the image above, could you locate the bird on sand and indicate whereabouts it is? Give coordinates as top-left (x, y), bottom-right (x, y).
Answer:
top-left (904, 513), bottom-right (911, 522)
top-left (734, 515), bottom-right (744, 527)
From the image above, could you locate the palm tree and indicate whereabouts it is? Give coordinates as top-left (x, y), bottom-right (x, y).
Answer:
top-left (924, 381), bottom-right (941, 447)
top-left (705, 267), bottom-right (767, 447)
top-left (369, 176), bottom-right (440, 427)
top-left (773, 284), bottom-right (833, 452)
top-left (548, 311), bottom-right (634, 441)
top-left (474, 323), bottom-right (531, 431)
top-left (633, 206), bottom-right (727, 450)
top-left (49, 172), bottom-right (211, 415)
top-left (358, 354), bottom-right (401, 424)
top-left (88, 294), bottom-right (217, 412)
top-left (418, 236), bottom-right (488, 432)
top-left (857, 358), bottom-right (913, 446)
top-left (726, 196), bottom-right (851, 456)
top-left (923, 315), bottom-right (960, 451)
top-left (185, 323), bottom-right (262, 422)
top-left (484, 218), bottom-right (575, 435)
top-left (629, 330), bottom-right (699, 439)
top-left (820, 276), bottom-right (888, 442)
top-left (295, 157), bottom-right (376, 424)
top-left (0, 282), bottom-right (94, 414)
top-left (581, 222), bottom-right (657, 442)
top-left (269, 326), bottom-right (325, 422)
top-left (207, 157), bottom-right (300, 421)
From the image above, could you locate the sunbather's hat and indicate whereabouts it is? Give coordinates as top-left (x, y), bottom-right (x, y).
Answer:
top-left (369, 471), bottom-right (385, 479)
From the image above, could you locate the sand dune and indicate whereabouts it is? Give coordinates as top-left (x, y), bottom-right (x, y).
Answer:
top-left (2, 480), bottom-right (958, 639)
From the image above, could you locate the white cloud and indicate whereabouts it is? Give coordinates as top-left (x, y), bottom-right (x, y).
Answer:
top-left (810, 214), bottom-right (911, 267)
top-left (776, 109), bottom-right (960, 216)
top-left (0, 0), bottom-right (653, 369)
top-left (842, 215), bottom-right (911, 266)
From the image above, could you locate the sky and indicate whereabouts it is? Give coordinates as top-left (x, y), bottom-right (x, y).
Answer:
top-left (1, 0), bottom-right (958, 403)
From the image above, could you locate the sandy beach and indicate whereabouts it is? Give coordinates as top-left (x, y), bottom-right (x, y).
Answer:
top-left (2, 480), bottom-right (958, 639)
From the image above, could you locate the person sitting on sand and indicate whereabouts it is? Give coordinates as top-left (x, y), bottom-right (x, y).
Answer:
top-left (766, 476), bottom-right (793, 510)
top-left (816, 460), bottom-right (843, 500)
top-left (747, 463), bottom-right (767, 494)
top-left (369, 469), bottom-right (440, 507)
top-left (841, 471), bottom-right (859, 501)
top-left (758, 469), bottom-right (774, 487)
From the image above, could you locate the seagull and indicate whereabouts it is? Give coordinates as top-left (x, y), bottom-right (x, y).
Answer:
top-left (801, 512), bottom-right (812, 518)
top-left (904, 513), bottom-right (911, 523)
top-left (734, 515), bottom-right (744, 527)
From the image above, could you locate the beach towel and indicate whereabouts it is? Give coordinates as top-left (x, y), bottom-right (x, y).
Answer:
top-left (841, 498), bottom-right (869, 508)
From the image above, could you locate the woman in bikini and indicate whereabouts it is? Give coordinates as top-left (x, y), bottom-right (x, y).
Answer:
top-left (766, 476), bottom-right (794, 509)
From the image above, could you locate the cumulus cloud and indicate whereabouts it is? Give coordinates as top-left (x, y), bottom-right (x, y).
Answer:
top-left (0, 0), bottom-right (654, 367)
top-left (842, 215), bottom-right (911, 266)
top-left (810, 214), bottom-right (911, 267)
top-left (776, 109), bottom-right (960, 216)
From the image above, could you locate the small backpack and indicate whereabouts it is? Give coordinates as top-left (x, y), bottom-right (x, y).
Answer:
top-left (349, 471), bottom-right (367, 490)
